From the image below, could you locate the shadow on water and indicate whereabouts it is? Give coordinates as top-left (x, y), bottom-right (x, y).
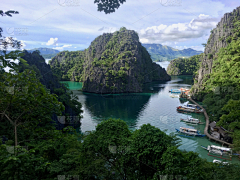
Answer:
top-left (82, 81), bottom-right (168, 127)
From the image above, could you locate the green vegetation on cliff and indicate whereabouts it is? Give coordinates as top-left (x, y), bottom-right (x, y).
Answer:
top-left (50, 27), bottom-right (171, 94)
top-left (49, 50), bottom-right (85, 82)
top-left (189, 7), bottom-right (240, 148)
top-left (167, 54), bottom-right (202, 75)
top-left (12, 50), bottom-right (84, 128)
top-left (191, 27), bottom-right (240, 148)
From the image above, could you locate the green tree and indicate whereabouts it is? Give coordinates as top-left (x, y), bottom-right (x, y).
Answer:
top-left (0, 70), bottom-right (64, 149)
top-left (80, 118), bottom-right (132, 179)
top-left (94, 0), bottom-right (126, 14)
top-left (0, 10), bottom-right (28, 72)
top-left (129, 124), bottom-right (181, 179)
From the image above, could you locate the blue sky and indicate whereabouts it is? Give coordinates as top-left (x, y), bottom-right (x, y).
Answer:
top-left (1, 0), bottom-right (239, 52)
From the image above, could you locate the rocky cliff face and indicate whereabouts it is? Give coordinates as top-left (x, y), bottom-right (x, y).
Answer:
top-left (191, 6), bottom-right (240, 100)
top-left (50, 28), bottom-right (171, 94)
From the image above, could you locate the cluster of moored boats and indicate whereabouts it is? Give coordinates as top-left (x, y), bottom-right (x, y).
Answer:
top-left (169, 88), bottom-right (190, 96)
top-left (176, 116), bottom-right (205, 136)
top-left (169, 88), bottom-right (237, 161)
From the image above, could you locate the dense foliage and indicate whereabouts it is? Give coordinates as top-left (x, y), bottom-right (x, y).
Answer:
top-left (167, 54), bottom-right (202, 75)
top-left (1, 115), bottom-right (240, 179)
top-left (18, 50), bottom-right (83, 119)
top-left (94, 0), bottom-right (126, 14)
top-left (49, 50), bottom-right (85, 82)
top-left (192, 26), bottom-right (240, 150)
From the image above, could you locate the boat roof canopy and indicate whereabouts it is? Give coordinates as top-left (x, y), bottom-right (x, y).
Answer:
top-left (180, 127), bottom-right (197, 132)
top-left (189, 118), bottom-right (199, 120)
top-left (210, 145), bottom-right (231, 151)
top-left (183, 106), bottom-right (196, 109)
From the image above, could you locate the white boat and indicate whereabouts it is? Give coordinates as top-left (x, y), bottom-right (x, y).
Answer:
top-left (183, 103), bottom-right (202, 110)
top-left (177, 106), bottom-right (203, 113)
top-left (169, 89), bottom-right (181, 93)
top-left (180, 117), bottom-right (200, 124)
top-left (170, 94), bottom-right (179, 98)
top-left (206, 145), bottom-right (232, 160)
top-left (213, 159), bottom-right (229, 165)
top-left (175, 127), bottom-right (205, 137)
top-left (207, 145), bottom-right (232, 155)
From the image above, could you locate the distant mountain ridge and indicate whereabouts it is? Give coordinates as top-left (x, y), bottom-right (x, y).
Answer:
top-left (23, 46), bottom-right (202, 61)
top-left (142, 43), bottom-right (203, 61)
top-left (27, 48), bottom-right (60, 59)
top-left (28, 47), bottom-right (60, 54)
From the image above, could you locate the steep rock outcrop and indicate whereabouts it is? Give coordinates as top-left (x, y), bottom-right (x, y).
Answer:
top-left (191, 6), bottom-right (240, 100)
top-left (50, 28), bottom-right (171, 94)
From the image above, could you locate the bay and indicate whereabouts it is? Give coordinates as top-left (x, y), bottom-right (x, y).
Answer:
top-left (60, 61), bottom-right (239, 163)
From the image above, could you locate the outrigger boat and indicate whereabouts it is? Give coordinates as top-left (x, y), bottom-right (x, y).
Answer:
top-left (177, 106), bottom-right (203, 113)
top-left (180, 117), bottom-right (202, 124)
top-left (201, 145), bottom-right (233, 160)
top-left (183, 103), bottom-right (201, 110)
top-left (170, 94), bottom-right (179, 98)
top-left (175, 127), bottom-right (206, 137)
top-left (213, 159), bottom-right (229, 165)
top-left (169, 89), bottom-right (181, 93)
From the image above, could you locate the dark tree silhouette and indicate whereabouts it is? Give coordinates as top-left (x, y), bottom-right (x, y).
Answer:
top-left (0, 10), bottom-right (25, 71)
top-left (0, 9), bottom-right (21, 50)
top-left (94, 0), bottom-right (126, 14)
top-left (0, 10), bottom-right (19, 17)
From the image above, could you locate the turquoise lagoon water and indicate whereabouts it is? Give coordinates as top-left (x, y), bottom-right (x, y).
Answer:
top-left (60, 62), bottom-right (239, 163)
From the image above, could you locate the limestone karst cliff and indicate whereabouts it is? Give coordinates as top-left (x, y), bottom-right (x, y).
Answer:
top-left (50, 27), bottom-right (171, 93)
top-left (191, 6), bottom-right (240, 100)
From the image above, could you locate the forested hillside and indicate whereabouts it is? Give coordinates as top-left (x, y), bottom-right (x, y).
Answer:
top-left (167, 54), bottom-right (202, 75)
top-left (18, 50), bottom-right (83, 129)
top-left (190, 6), bottom-right (240, 149)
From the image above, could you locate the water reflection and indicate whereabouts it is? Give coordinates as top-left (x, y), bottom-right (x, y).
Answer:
top-left (82, 81), bottom-right (168, 128)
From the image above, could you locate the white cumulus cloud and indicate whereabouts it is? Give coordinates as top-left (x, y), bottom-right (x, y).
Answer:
top-left (46, 38), bottom-right (58, 46)
top-left (139, 14), bottom-right (218, 44)
top-left (53, 44), bottom-right (72, 51)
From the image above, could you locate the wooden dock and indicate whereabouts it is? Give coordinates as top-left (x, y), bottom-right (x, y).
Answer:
top-left (187, 97), bottom-right (233, 147)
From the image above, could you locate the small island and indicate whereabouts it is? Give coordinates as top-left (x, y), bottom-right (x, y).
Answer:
top-left (50, 27), bottom-right (171, 93)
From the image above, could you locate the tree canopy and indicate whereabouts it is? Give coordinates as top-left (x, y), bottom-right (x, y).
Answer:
top-left (94, 0), bottom-right (126, 14)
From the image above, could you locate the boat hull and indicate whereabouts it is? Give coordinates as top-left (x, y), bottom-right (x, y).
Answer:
top-left (201, 145), bottom-right (232, 160)
top-left (177, 106), bottom-right (203, 113)
top-left (175, 128), bottom-right (205, 137)
top-left (180, 118), bottom-right (200, 124)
